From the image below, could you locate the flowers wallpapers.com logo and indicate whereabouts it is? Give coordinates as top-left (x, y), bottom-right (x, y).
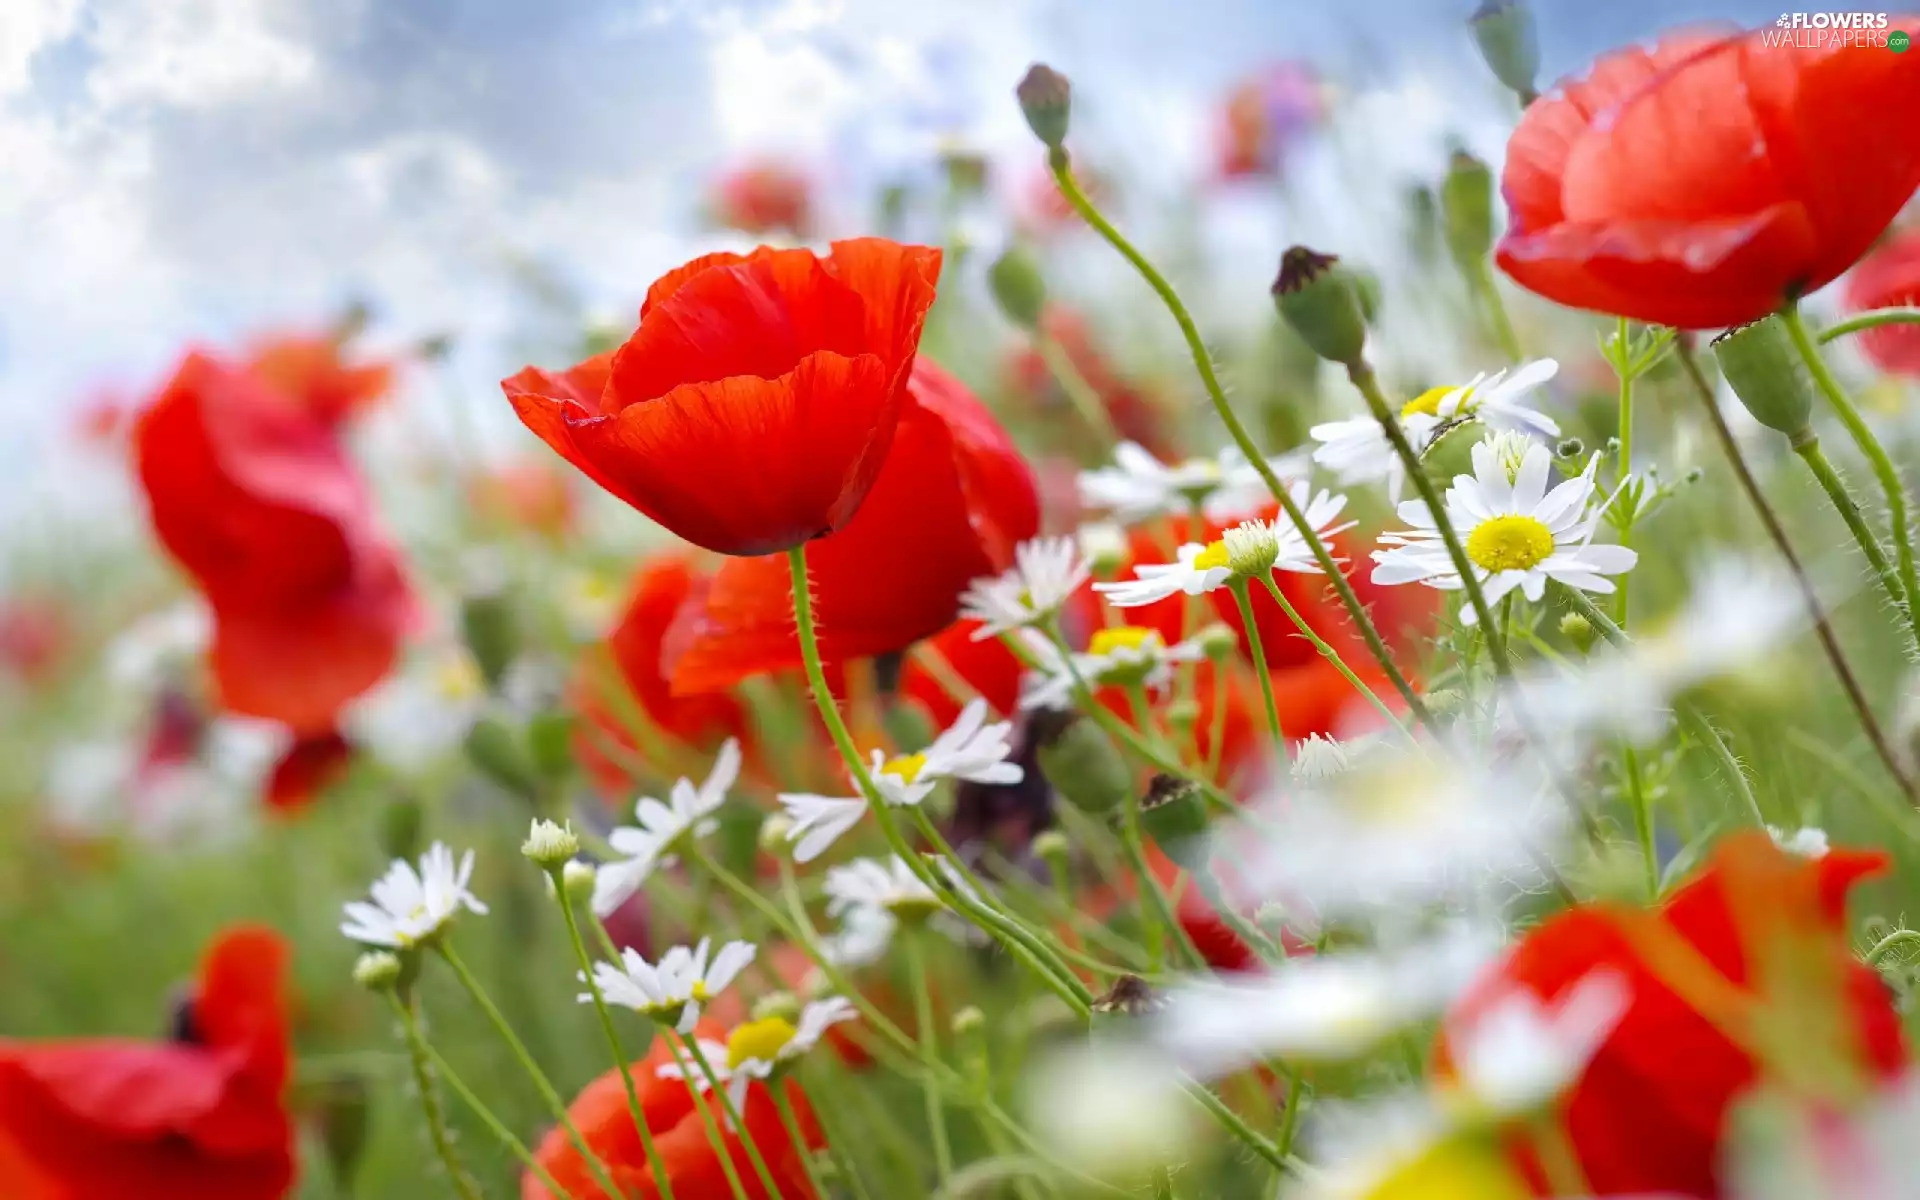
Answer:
top-left (1766, 12), bottom-right (1906, 47)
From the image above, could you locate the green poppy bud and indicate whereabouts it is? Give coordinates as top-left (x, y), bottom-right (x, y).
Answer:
top-left (1712, 317), bottom-right (1816, 441)
top-left (1036, 715), bottom-right (1131, 815)
top-left (1440, 149), bottom-right (1494, 269)
top-left (1138, 774), bottom-right (1208, 870)
top-left (525, 711), bottom-right (574, 782)
top-left (1016, 64), bottom-right (1072, 151)
top-left (463, 717), bottom-right (540, 801)
top-left (1272, 246), bottom-right (1369, 368)
top-left (460, 586), bottom-right (519, 691)
top-left (1420, 417), bottom-right (1491, 488)
top-left (1470, 0), bottom-right (1541, 101)
top-left (989, 245), bottom-right (1049, 331)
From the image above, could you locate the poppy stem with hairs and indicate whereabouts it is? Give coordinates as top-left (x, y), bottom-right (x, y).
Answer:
top-left (1042, 148), bottom-right (1434, 731)
top-left (386, 993), bottom-right (487, 1200)
top-left (1227, 579), bottom-right (1287, 752)
top-left (903, 925), bottom-right (956, 1185)
top-left (1781, 302), bottom-right (1920, 656)
top-left (1790, 434), bottom-right (1913, 635)
top-left (1613, 316), bottom-right (1636, 626)
top-left (549, 874), bottom-right (679, 1200)
top-left (1819, 307), bottom-right (1920, 344)
top-left (662, 1034), bottom-right (754, 1200)
top-left (1673, 338), bottom-right (1916, 802)
top-left (1255, 573), bottom-right (1410, 743)
top-left (434, 941), bottom-right (629, 1200)
top-left (409, 1014), bottom-right (580, 1200)
top-left (1345, 361), bottom-right (1513, 675)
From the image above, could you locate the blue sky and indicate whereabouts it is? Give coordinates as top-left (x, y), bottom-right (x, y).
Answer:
top-left (0, 0), bottom-right (1784, 530)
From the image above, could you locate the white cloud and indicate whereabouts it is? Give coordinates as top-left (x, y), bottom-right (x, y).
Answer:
top-left (0, 0), bottom-right (82, 97)
top-left (85, 0), bottom-right (320, 110)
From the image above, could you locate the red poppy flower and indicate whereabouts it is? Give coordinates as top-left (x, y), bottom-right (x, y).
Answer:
top-left (1439, 832), bottom-right (1906, 1198)
top-left (664, 357), bottom-right (1039, 694)
top-left (0, 595), bottom-right (68, 683)
top-left (504, 239), bottom-right (943, 556)
top-left (1844, 227), bottom-right (1920, 375)
top-left (0, 926), bottom-right (295, 1200)
top-left (135, 352), bottom-right (416, 741)
top-left (711, 160), bottom-right (814, 238)
top-left (468, 461), bottom-right (578, 538)
top-left (898, 618), bottom-right (1026, 729)
top-left (1002, 308), bottom-right (1174, 458)
top-left (263, 731), bottom-right (354, 812)
top-left (571, 555), bottom-right (753, 797)
top-left (524, 1018), bottom-right (825, 1200)
top-left (245, 334), bottom-right (395, 427)
top-left (1498, 26), bottom-right (1920, 329)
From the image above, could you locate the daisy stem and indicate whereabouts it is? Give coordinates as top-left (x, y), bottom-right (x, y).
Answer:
top-left (551, 879), bottom-right (678, 1200)
top-left (663, 1033), bottom-right (756, 1200)
top-left (1204, 654), bottom-right (1230, 783)
top-left (692, 1034), bottom-right (784, 1197)
top-left (771, 1083), bottom-right (839, 1200)
top-left (1256, 574), bottom-right (1409, 741)
top-left (1622, 743), bottom-right (1659, 899)
top-left (1473, 256), bottom-right (1524, 363)
top-left (1180, 1073), bottom-right (1292, 1172)
top-left (1614, 316), bottom-right (1636, 627)
top-left (434, 942), bottom-right (627, 1200)
top-left (1044, 149), bottom-right (1434, 729)
top-left (797, 1076), bottom-right (884, 1200)
top-left (1347, 361), bottom-right (1513, 673)
top-left (1818, 306), bottom-right (1920, 343)
top-left (385, 993), bottom-right (486, 1200)
top-left (1674, 337), bottom-right (1916, 801)
top-left (407, 1013), bottom-right (579, 1200)
top-left (1783, 302), bottom-right (1920, 653)
top-left (1274, 1070), bottom-right (1306, 1159)
top-left (1227, 579), bottom-right (1287, 753)
top-left (1033, 329), bottom-right (1122, 448)
top-left (1529, 1113), bottom-right (1591, 1199)
top-left (904, 926), bottom-right (956, 1184)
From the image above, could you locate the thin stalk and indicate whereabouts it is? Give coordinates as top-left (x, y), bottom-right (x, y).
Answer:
top-left (1674, 339), bottom-right (1915, 799)
top-left (409, 1016), bottom-right (578, 1199)
top-left (1474, 257), bottom-right (1523, 362)
top-left (662, 1035), bottom-right (754, 1200)
top-left (1033, 330), bottom-right (1122, 446)
top-left (387, 994), bottom-right (485, 1200)
top-left (1819, 306), bottom-right (1920, 343)
top-left (1257, 574), bottom-right (1409, 738)
top-left (1274, 1071), bottom-right (1307, 1159)
top-left (1228, 579), bottom-right (1286, 749)
top-left (772, 1084), bottom-right (839, 1200)
top-left (682, 1035), bottom-right (783, 1197)
top-left (1792, 437), bottom-right (1912, 627)
top-left (1044, 151), bottom-right (1432, 728)
top-left (904, 927), bottom-right (956, 1185)
top-left (1614, 316), bottom-right (1635, 625)
top-left (796, 1077), bottom-right (882, 1200)
top-left (1622, 744), bottom-right (1658, 899)
top-left (436, 943), bottom-right (625, 1200)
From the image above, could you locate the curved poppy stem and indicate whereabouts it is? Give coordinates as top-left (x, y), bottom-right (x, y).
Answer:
top-left (386, 993), bottom-right (486, 1200)
top-left (1227, 579), bottom-right (1286, 752)
top-left (1255, 573), bottom-right (1409, 741)
top-left (1783, 302), bottom-right (1920, 654)
top-left (1791, 436), bottom-right (1914, 633)
top-left (1043, 151), bottom-right (1433, 730)
top-left (435, 942), bottom-right (627, 1200)
top-left (1472, 256), bottom-right (1524, 363)
top-left (1673, 339), bottom-right (1915, 802)
top-left (663, 1034), bottom-right (755, 1200)
top-left (1818, 306), bottom-right (1920, 343)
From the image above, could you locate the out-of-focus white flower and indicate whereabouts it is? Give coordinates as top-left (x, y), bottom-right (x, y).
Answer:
top-left (344, 644), bottom-right (488, 771)
top-left (1077, 521), bottom-right (1130, 575)
top-left (658, 997), bottom-right (857, 1118)
top-left (1293, 734), bottom-right (1352, 782)
top-left (594, 739), bottom-right (742, 916)
top-left (1371, 442), bottom-right (1634, 622)
top-left (1727, 1073), bottom-right (1920, 1200)
top-left (43, 715), bottom-right (281, 847)
top-left (1018, 626), bottom-right (1205, 711)
top-left (558, 568), bottom-right (625, 640)
top-left (1439, 971), bottom-right (1627, 1118)
top-left (959, 537), bottom-right (1090, 640)
top-left (1152, 925), bottom-right (1500, 1078)
top-left (816, 856), bottom-right (973, 965)
top-left (586, 938), bottom-right (756, 1033)
top-left (341, 843), bottom-right (488, 948)
top-left (1078, 441), bottom-right (1304, 525)
top-left (1022, 1041), bottom-right (1200, 1183)
top-left (1094, 488), bottom-right (1350, 608)
top-left (1769, 826), bottom-right (1830, 859)
top-left (1291, 1098), bottom-right (1528, 1200)
top-left (105, 602), bottom-right (210, 689)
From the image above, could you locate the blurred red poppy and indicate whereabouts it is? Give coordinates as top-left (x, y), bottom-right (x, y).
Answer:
top-left (0, 595), bottom-right (68, 683)
top-left (263, 731), bottom-right (354, 812)
top-left (664, 358), bottom-right (1040, 693)
top-left (524, 1018), bottom-right (824, 1200)
top-left (898, 618), bottom-right (1026, 729)
top-left (571, 555), bottom-right (753, 797)
top-left (1844, 228), bottom-right (1920, 376)
top-left (711, 160), bottom-right (814, 239)
top-left (1002, 308), bottom-right (1173, 458)
top-left (1439, 831), bottom-right (1906, 1198)
top-left (504, 239), bottom-right (942, 556)
top-left (135, 353), bottom-right (416, 748)
top-left (245, 334), bottom-right (395, 427)
top-left (1215, 62), bottom-right (1324, 182)
top-left (1499, 27), bottom-right (1920, 329)
top-left (468, 461), bottom-right (578, 538)
top-left (0, 926), bottom-right (294, 1200)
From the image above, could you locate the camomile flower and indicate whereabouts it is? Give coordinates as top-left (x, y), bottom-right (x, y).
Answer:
top-left (818, 856), bottom-right (973, 966)
top-left (1294, 1098), bottom-right (1533, 1200)
top-left (1293, 734), bottom-right (1353, 782)
top-left (1370, 440), bottom-right (1635, 622)
top-left (958, 536), bottom-right (1090, 640)
top-left (1438, 970), bottom-right (1627, 1118)
top-left (1078, 441), bottom-right (1305, 525)
top-left (104, 602), bottom-right (211, 689)
top-left (657, 997), bottom-right (857, 1118)
top-left (1311, 358), bottom-right (1561, 503)
top-left (1093, 485), bottom-right (1352, 608)
top-left (585, 938), bottom-right (756, 1033)
top-left (1152, 925), bottom-right (1500, 1078)
top-left (341, 842), bottom-right (489, 948)
top-left (593, 739), bottom-right (742, 916)
top-left (1769, 825), bottom-right (1830, 859)
top-left (1018, 626), bottom-right (1205, 711)
top-left (778, 700), bottom-right (1022, 863)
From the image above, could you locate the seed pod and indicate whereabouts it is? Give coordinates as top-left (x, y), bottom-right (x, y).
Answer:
top-left (1470, 0), bottom-right (1541, 101)
top-left (1713, 317), bottom-right (1816, 440)
top-left (463, 717), bottom-right (540, 802)
top-left (1440, 149), bottom-right (1494, 270)
top-left (1272, 247), bottom-right (1369, 368)
top-left (1138, 774), bottom-right (1208, 870)
top-left (1035, 715), bottom-right (1131, 815)
top-left (989, 245), bottom-right (1049, 331)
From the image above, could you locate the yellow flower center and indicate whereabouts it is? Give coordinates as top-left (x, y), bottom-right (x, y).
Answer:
top-left (1360, 1134), bottom-right (1531, 1200)
top-left (690, 982), bottom-right (712, 1003)
top-left (1400, 385), bottom-right (1455, 420)
top-left (434, 655), bottom-right (484, 702)
top-left (1088, 626), bottom-right (1161, 657)
top-left (1191, 540), bottom-right (1231, 571)
top-left (1465, 515), bottom-right (1554, 573)
top-left (882, 752), bottom-right (928, 783)
top-left (726, 1017), bottom-right (798, 1070)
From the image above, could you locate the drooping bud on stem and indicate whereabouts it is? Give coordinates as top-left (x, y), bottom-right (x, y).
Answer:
top-left (1035, 714), bottom-right (1131, 815)
top-left (1272, 246), bottom-right (1369, 368)
top-left (1017, 64), bottom-right (1073, 151)
top-left (1440, 149), bottom-right (1494, 270)
top-left (1712, 317), bottom-right (1817, 441)
top-left (460, 585), bottom-right (519, 691)
top-left (1137, 774), bottom-right (1207, 870)
top-left (989, 244), bottom-right (1049, 331)
top-left (1470, 0), bottom-right (1541, 103)
top-left (463, 717), bottom-right (540, 802)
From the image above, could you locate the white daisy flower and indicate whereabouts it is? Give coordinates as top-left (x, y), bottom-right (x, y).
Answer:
top-left (585, 937), bottom-right (756, 1033)
top-left (341, 842), bottom-right (489, 948)
top-left (1439, 970), bottom-right (1627, 1117)
top-left (1022, 1041), bottom-right (1200, 1183)
top-left (817, 903), bottom-right (901, 969)
top-left (1092, 541), bottom-right (1233, 608)
top-left (593, 739), bottom-right (742, 916)
top-left (1078, 441), bottom-right (1305, 525)
top-left (958, 536), bottom-right (1090, 640)
top-left (815, 855), bottom-right (972, 965)
top-left (105, 602), bottom-right (211, 689)
top-left (1769, 825), bottom-right (1830, 859)
top-left (1018, 626), bottom-right (1205, 711)
top-left (778, 701), bottom-right (1021, 863)
top-left (1370, 440), bottom-right (1636, 623)
top-left (1092, 484), bottom-right (1352, 609)
top-left (344, 643), bottom-right (488, 772)
top-left (657, 998), bottom-right (858, 1118)
top-left (1311, 359), bottom-right (1561, 503)
top-left (1153, 925), bottom-right (1500, 1078)
top-left (1293, 734), bottom-right (1353, 782)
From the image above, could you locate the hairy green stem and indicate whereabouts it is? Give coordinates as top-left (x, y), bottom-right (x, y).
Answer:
top-left (1228, 579), bottom-right (1286, 750)
top-left (1819, 307), bottom-right (1920, 343)
top-left (387, 994), bottom-right (485, 1200)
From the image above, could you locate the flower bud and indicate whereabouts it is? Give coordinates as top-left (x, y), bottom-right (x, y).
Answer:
top-left (1164, 697), bottom-right (1200, 736)
top-left (1294, 733), bottom-right (1351, 783)
top-left (562, 860), bottom-right (597, 904)
top-left (1420, 418), bottom-right (1491, 488)
top-left (989, 245), bottom-right (1049, 331)
top-left (758, 813), bottom-right (796, 855)
top-left (525, 711), bottom-right (575, 782)
top-left (1424, 687), bottom-right (1467, 719)
top-left (1222, 520), bottom-right (1280, 578)
top-left (313, 1075), bottom-right (372, 1194)
top-left (1032, 828), bottom-right (1071, 871)
top-left (463, 717), bottom-right (540, 801)
top-left (1559, 612), bottom-right (1597, 656)
top-left (460, 586), bottom-right (520, 691)
top-left (1713, 317), bottom-right (1816, 440)
top-left (1470, 0), bottom-right (1541, 101)
top-left (951, 1004), bottom-right (987, 1037)
top-left (352, 950), bottom-right (403, 992)
top-left (1272, 247), bottom-right (1368, 368)
top-left (1036, 716), bottom-right (1132, 815)
top-left (1079, 521), bottom-right (1129, 577)
top-left (1016, 64), bottom-right (1072, 150)
top-left (1196, 622), bottom-right (1240, 662)
top-left (752, 990), bottom-right (802, 1024)
top-left (521, 818), bottom-right (579, 869)
top-left (1440, 149), bottom-right (1494, 269)
top-left (380, 794), bottom-right (423, 862)
top-left (1138, 774), bottom-right (1207, 869)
